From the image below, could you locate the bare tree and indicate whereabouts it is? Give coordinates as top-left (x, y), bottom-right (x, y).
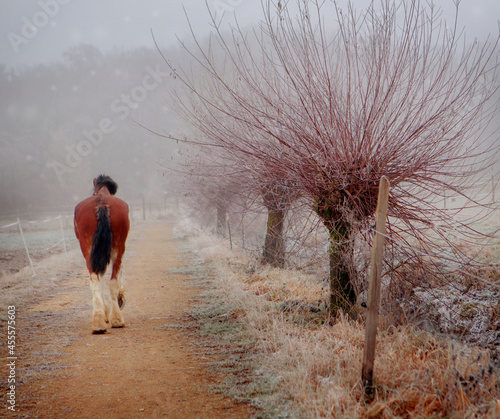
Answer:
top-left (164, 0), bottom-right (499, 314)
top-left (163, 43), bottom-right (300, 266)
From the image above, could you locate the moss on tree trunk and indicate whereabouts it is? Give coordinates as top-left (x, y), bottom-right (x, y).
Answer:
top-left (327, 222), bottom-right (356, 316)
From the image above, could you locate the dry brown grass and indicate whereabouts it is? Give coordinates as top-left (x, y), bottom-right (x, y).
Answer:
top-left (188, 230), bottom-right (500, 418)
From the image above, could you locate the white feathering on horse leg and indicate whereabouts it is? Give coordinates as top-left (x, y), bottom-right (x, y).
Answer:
top-left (90, 273), bottom-right (108, 333)
top-left (109, 279), bottom-right (125, 328)
top-left (101, 276), bottom-right (112, 322)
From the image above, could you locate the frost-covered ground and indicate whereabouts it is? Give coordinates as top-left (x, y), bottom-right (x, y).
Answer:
top-left (174, 213), bottom-right (500, 418)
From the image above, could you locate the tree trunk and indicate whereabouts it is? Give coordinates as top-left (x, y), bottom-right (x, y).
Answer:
top-left (262, 205), bottom-right (286, 268)
top-left (327, 222), bottom-right (357, 316)
top-left (216, 198), bottom-right (227, 237)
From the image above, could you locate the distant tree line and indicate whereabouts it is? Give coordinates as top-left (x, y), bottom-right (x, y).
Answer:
top-left (0, 44), bottom-right (178, 216)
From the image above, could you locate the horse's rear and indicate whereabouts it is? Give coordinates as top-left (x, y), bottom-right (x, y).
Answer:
top-left (74, 175), bottom-right (129, 334)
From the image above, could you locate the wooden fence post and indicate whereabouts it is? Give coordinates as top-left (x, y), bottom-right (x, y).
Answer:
top-left (227, 214), bottom-right (233, 250)
top-left (58, 214), bottom-right (67, 254)
top-left (361, 176), bottom-right (390, 396)
top-left (17, 219), bottom-right (36, 277)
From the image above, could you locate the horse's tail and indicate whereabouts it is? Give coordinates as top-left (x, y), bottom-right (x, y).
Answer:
top-left (90, 206), bottom-right (112, 275)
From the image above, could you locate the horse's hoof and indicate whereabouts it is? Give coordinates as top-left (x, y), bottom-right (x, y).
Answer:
top-left (111, 322), bottom-right (125, 328)
top-left (92, 311), bottom-right (108, 333)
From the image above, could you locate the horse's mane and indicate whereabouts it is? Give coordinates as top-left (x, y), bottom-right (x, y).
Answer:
top-left (94, 174), bottom-right (118, 195)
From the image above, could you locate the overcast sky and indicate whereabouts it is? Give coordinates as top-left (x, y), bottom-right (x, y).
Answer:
top-left (0, 0), bottom-right (499, 69)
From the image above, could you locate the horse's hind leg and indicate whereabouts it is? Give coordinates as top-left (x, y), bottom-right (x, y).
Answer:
top-left (90, 273), bottom-right (108, 334)
top-left (109, 250), bottom-right (125, 328)
top-left (109, 280), bottom-right (125, 328)
top-left (101, 277), bottom-right (113, 322)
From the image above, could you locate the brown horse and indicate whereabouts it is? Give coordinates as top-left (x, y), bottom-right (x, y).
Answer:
top-left (74, 175), bottom-right (130, 334)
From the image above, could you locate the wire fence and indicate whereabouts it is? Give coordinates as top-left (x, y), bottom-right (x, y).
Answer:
top-left (0, 214), bottom-right (74, 277)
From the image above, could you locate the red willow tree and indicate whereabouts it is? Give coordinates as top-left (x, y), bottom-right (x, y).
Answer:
top-left (165, 0), bottom-right (499, 314)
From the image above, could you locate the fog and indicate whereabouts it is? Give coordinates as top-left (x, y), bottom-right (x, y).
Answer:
top-left (0, 0), bottom-right (498, 217)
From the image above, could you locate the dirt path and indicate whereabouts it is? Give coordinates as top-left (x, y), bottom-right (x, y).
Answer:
top-left (8, 221), bottom-right (251, 418)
